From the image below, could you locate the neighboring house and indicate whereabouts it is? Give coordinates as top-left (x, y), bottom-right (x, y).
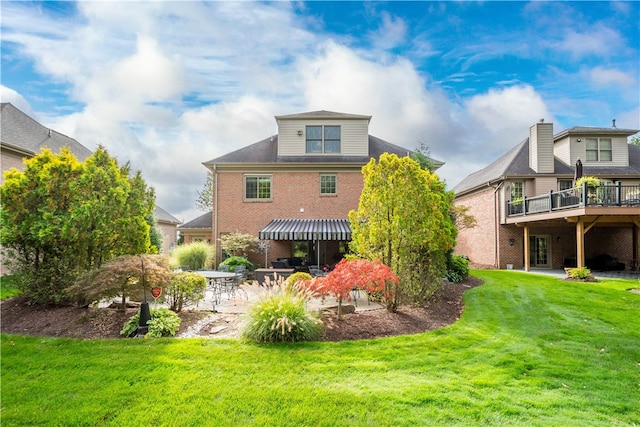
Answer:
top-left (154, 206), bottom-right (181, 254)
top-left (1, 102), bottom-right (93, 176)
top-left (203, 110), bottom-right (442, 268)
top-left (454, 120), bottom-right (640, 271)
top-left (0, 103), bottom-right (180, 269)
top-left (178, 211), bottom-right (213, 244)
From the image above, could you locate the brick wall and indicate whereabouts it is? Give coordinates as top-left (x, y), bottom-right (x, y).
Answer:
top-left (454, 187), bottom-right (498, 267)
top-left (214, 170), bottom-right (363, 267)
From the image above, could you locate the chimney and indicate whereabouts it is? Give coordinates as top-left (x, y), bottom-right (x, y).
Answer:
top-left (529, 120), bottom-right (554, 173)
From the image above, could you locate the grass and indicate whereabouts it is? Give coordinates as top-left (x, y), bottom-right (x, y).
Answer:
top-left (0, 275), bottom-right (21, 300)
top-left (2, 270), bottom-right (639, 426)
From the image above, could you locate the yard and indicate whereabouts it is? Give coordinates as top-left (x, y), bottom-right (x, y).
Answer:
top-left (1, 270), bottom-right (639, 426)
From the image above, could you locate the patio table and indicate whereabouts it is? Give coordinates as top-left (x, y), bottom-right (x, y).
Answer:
top-left (196, 270), bottom-right (239, 311)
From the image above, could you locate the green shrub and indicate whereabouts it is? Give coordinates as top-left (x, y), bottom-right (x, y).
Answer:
top-left (120, 308), bottom-right (181, 338)
top-left (576, 176), bottom-right (600, 189)
top-left (566, 267), bottom-right (595, 281)
top-left (242, 287), bottom-right (323, 342)
top-left (219, 256), bottom-right (254, 272)
top-left (166, 272), bottom-right (206, 312)
top-left (285, 272), bottom-right (312, 293)
top-left (172, 242), bottom-right (215, 271)
top-left (445, 254), bottom-right (470, 283)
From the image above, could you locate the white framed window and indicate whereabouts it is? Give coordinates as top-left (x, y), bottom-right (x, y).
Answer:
top-left (510, 181), bottom-right (523, 201)
top-left (306, 125), bottom-right (341, 153)
top-left (244, 175), bottom-right (272, 200)
top-left (320, 174), bottom-right (337, 195)
top-left (585, 138), bottom-right (612, 162)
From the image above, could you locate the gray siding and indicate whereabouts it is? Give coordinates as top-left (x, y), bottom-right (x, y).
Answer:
top-left (277, 118), bottom-right (369, 157)
top-left (529, 122), bottom-right (554, 173)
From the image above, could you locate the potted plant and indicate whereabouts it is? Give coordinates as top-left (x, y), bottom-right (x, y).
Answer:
top-left (576, 176), bottom-right (600, 204)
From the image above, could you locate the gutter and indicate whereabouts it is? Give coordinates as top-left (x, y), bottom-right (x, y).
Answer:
top-left (493, 181), bottom-right (504, 268)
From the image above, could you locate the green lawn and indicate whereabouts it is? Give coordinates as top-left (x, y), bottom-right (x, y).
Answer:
top-left (0, 275), bottom-right (21, 300)
top-left (2, 270), bottom-right (639, 426)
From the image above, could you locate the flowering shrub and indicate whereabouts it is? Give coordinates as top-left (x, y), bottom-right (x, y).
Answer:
top-left (242, 281), bottom-right (323, 342)
top-left (298, 258), bottom-right (398, 319)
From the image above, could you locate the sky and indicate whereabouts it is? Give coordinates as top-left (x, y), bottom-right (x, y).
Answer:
top-left (2, 1), bottom-right (639, 223)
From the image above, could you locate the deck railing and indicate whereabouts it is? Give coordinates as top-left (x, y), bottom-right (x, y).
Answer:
top-left (507, 182), bottom-right (640, 217)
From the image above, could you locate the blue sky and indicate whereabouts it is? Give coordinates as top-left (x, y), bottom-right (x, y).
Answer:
top-left (2, 1), bottom-right (639, 221)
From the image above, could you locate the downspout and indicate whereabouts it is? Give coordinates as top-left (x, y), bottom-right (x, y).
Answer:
top-left (492, 181), bottom-right (504, 268)
top-left (213, 164), bottom-right (219, 265)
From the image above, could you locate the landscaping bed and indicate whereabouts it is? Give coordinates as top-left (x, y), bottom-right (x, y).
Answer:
top-left (0, 277), bottom-right (482, 340)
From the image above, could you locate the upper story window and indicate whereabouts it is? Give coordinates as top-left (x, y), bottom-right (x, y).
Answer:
top-left (585, 138), bottom-right (612, 162)
top-left (320, 174), bottom-right (337, 195)
top-left (245, 175), bottom-right (271, 200)
top-left (510, 181), bottom-right (523, 201)
top-left (306, 125), bottom-right (341, 153)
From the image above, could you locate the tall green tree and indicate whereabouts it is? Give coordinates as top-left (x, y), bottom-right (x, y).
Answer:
top-left (349, 153), bottom-right (457, 312)
top-left (0, 147), bottom-right (155, 304)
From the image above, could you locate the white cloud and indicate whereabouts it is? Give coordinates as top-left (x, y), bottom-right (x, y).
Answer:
top-left (555, 26), bottom-right (624, 59)
top-left (367, 12), bottom-right (407, 50)
top-left (589, 67), bottom-right (636, 87)
top-left (1, 85), bottom-right (32, 112)
top-left (3, 1), bottom-right (635, 215)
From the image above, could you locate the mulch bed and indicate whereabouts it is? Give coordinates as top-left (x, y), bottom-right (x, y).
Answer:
top-left (1, 276), bottom-right (483, 341)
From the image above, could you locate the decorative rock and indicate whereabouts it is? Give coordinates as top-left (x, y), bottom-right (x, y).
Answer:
top-left (209, 325), bottom-right (228, 335)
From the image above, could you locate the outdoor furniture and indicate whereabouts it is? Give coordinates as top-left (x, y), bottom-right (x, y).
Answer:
top-left (197, 270), bottom-right (239, 310)
top-left (271, 260), bottom-right (288, 268)
top-left (254, 268), bottom-right (295, 286)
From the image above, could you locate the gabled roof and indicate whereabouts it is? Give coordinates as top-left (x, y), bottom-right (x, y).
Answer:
top-left (454, 136), bottom-right (640, 196)
top-left (1, 103), bottom-right (93, 161)
top-left (178, 211), bottom-right (212, 230)
top-left (155, 205), bottom-right (181, 225)
top-left (275, 110), bottom-right (371, 121)
top-left (204, 134), bottom-right (444, 168)
top-left (1, 103), bottom-right (179, 223)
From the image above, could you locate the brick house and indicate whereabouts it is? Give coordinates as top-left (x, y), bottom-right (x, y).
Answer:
top-left (203, 110), bottom-right (441, 268)
top-left (453, 120), bottom-right (640, 271)
top-left (0, 103), bottom-right (181, 258)
top-left (178, 211), bottom-right (213, 244)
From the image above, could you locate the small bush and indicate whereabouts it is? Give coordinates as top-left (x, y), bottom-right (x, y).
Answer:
top-left (219, 256), bottom-right (254, 272)
top-left (166, 272), bottom-right (206, 312)
top-left (242, 287), bottom-right (323, 342)
top-left (285, 272), bottom-right (312, 293)
top-left (172, 242), bottom-right (215, 271)
top-left (445, 254), bottom-right (470, 283)
top-left (121, 308), bottom-right (181, 338)
top-left (566, 267), bottom-right (595, 281)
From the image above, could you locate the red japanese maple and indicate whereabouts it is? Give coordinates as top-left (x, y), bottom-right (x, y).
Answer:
top-left (300, 258), bottom-right (398, 319)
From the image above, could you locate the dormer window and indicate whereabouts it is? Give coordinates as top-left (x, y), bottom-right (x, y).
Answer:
top-left (585, 137), bottom-right (612, 162)
top-left (306, 125), bottom-right (341, 153)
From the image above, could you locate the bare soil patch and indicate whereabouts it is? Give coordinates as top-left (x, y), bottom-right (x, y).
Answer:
top-left (1, 277), bottom-right (483, 341)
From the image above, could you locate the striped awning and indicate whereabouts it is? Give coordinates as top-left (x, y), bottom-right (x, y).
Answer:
top-left (258, 219), bottom-right (352, 241)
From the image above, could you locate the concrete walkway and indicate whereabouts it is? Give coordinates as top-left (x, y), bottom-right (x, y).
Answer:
top-left (508, 268), bottom-right (640, 280)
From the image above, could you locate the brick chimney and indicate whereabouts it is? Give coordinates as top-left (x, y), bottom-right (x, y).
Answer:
top-left (529, 120), bottom-right (554, 173)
